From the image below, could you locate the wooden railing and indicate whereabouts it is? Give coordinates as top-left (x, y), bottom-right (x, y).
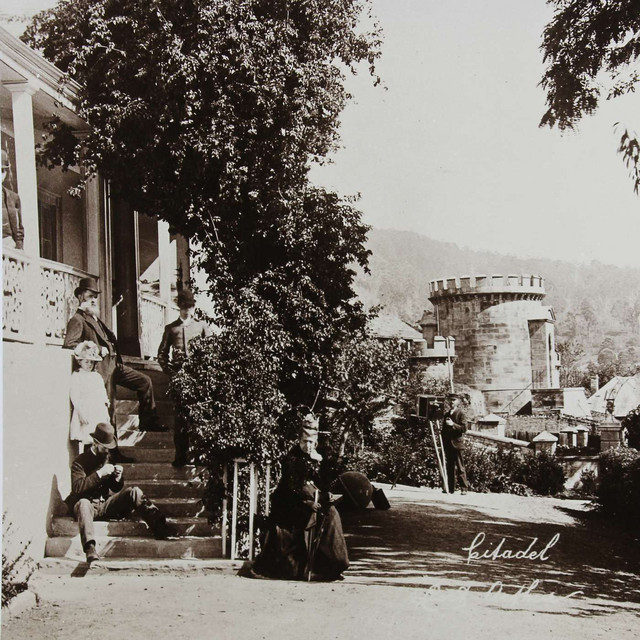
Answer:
top-left (139, 294), bottom-right (180, 359)
top-left (222, 459), bottom-right (272, 561)
top-left (2, 248), bottom-right (31, 341)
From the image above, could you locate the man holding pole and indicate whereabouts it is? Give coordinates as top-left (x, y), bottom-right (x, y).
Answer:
top-left (441, 393), bottom-right (470, 495)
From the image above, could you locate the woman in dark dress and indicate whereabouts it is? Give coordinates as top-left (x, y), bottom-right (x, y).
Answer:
top-left (252, 416), bottom-right (349, 581)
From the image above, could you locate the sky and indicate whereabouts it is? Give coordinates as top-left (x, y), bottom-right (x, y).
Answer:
top-left (3, 0), bottom-right (639, 268)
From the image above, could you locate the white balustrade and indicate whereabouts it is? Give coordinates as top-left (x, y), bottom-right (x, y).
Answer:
top-left (3, 252), bottom-right (96, 344)
top-left (2, 248), bottom-right (30, 340)
top-left (140, 294), bottom-right (178, 359)
top-left (39, 259), bottom-right (86, 342)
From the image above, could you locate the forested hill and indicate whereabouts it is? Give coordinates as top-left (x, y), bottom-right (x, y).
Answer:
top-left (354, 228), bottom-right (640, 352)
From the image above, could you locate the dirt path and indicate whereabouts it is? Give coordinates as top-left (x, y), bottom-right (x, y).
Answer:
top-left (3, 486), bottom-right (639, 640)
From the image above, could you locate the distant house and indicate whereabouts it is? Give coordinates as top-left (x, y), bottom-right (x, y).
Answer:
top-left (588, 375), bottom-right (640, 419)
top-left (367, 313), bottom-right (423, 344)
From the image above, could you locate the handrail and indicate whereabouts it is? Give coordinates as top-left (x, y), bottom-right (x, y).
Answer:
top-left (222, 458), bottom-right (272, 560)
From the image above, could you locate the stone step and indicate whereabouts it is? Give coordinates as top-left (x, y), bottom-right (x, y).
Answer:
top-left (119, 463), bottom-right (204, 481)
top-left (38, 558), bottom-right (242, 576)
top-left (115, 399), bottom-right (174, 416)
top-left (50, 517), bottom-right (218, 538)
top-left (116, 384), bottom-right (170, 402)
top-left (45, 535), bottom-right (222, 560)
top-left (153, 498), bottom-right (209, 518)
top-left (116, 413), bottom-right (175, 430)
top-left (117, 447), bottom-right (174, 462)
top-left (117, 430), bottom-right (173, 448)
top-left (129, 479), bottom-right (204, 499)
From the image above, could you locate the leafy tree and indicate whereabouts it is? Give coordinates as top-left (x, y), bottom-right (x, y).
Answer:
top-left (323, 335), bottom-right (411, 457)
top-left (539, 0), bottom-right (640, 193)
top-left (557, 338), bottom-right (586, 387)
top-left (25, 0), bottom-right (382, 405)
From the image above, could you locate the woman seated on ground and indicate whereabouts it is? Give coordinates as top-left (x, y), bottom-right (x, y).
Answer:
top-left (252, 412), bottom-right (349, 581)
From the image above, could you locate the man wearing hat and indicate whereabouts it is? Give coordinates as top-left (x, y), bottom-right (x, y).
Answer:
top-left (64, 277), bottom-right (166, 453)
top-left (65, 422), bottom-right (177, 564)
top-left (2, 149), bottom-right (24, 250)
top-left (157, 289), bottom-right (211, 466)
top-left (441, 393), bottom-right (470, 494)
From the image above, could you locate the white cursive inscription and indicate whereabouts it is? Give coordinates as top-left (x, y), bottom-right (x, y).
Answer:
top-left (462, 532), bottom-right (560, 565)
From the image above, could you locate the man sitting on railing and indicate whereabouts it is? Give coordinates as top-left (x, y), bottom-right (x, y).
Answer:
top-left (251, 410), bottom-right (349, 581)
top-left (63, 277), bottom-right (167, 463)
top-left (2, 150), bottom-right (24, 250)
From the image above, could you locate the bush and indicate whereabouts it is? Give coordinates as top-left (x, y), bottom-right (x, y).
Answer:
top-left (597, 448), bottom-right (640, 527)
top-left (513, 451), bottom-right (565, 495)
top-left (2, 514), bottom-right (35, 608)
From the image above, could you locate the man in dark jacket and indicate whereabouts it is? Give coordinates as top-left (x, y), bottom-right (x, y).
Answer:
top-left (65, 423), bottom-right (176, 564)
top-left (63, 277), bottom-right (166, 438)
top-left (441, 393), bottom-right (471, 494)
top-left (157, 289), bottom-right (211, 466)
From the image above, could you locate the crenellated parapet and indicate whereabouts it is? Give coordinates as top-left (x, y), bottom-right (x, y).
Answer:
top-left (428, 274), bottom-right (545, 302)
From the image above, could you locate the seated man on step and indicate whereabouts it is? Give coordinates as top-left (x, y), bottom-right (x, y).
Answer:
top-left (65, 422), bottom-right (178, 565)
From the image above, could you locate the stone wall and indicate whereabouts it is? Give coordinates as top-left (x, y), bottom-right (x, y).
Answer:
top-left (3, 341), bottom-right (74, 561)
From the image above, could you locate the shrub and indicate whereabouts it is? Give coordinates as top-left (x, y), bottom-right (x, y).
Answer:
top-left (597, 448), bottom-right (640, 527)
top-left (2, 514), bottom-right (35, 608)
top-left (513, 451), bottom-right (565, 495)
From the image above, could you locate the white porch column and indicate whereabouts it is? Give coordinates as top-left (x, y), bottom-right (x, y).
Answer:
top-left (84, 174), bottom-right (101, 276)
top-left (6, 82), bottom-right (42, 343)
top-left (6, 82), bottom-right (40, 258)
top-left (157, 219), bottom-right (172, 308)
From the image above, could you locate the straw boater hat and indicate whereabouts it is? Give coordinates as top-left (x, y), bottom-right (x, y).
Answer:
top-left (73, 341), bottom-right (103, 362)
top-left (91, 422), bottom-right (116, 449)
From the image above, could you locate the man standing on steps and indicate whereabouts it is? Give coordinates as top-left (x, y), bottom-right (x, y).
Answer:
top-left (63, 277), bottom-right (167, 456)
top-left (65, 422), bottom-right (178, 565)
top-left (157, 289), bottom-right (211, 467)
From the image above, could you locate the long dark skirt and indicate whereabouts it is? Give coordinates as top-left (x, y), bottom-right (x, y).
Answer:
top-left (253, 505), bottom-right (349, 580)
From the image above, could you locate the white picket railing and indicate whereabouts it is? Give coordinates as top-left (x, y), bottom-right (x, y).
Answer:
top-left (222, 459), bottom-right (272, 561)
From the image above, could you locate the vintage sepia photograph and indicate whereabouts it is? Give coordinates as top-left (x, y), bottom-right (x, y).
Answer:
top-left (2, 1), bottom-right (639, 638)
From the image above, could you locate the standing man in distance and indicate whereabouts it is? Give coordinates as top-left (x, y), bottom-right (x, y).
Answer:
top-left (64, 277), bottom-right (167, 462)
top-left (441, 393), bottom-right (471, 495)
top-left (157, 289), bottom-right (211, 466)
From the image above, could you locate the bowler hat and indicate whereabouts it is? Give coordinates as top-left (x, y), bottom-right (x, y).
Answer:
top-left (91, 422), bottom-right (117, 449)
top-left (73, 340), bottom-right (103, 362)
top-left (74, 276), bottom-right (101, 298)
top-left (177, 289), bottom-right (196, 309)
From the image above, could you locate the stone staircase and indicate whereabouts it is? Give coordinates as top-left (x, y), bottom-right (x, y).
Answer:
top-left (44, 358), bottom-right (224, 565)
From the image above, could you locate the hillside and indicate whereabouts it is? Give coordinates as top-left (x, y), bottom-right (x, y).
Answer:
top-left (354, 228), bottom-right (640, 356)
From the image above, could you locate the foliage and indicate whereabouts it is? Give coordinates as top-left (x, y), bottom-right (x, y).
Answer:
top-left (539, 0), bottom-right (640, 193)
top-left (463, 446), bottom-right (532, 495)
top-left (622, 404), bottom-right (640, 450)
top-left (2, 514), bottom-right (35, 608)
top-left (170, 288), bottom-right (290, 469)
top-left (24, 0), bottom-right (382, 406)
top-left (323, 334), bottom-right (411, 456)
top-left (512, 450), bottom-right (565, 496)
top-left (597, 447), bottom-right (640, 527)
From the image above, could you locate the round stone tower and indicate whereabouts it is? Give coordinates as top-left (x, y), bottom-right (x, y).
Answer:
top-left (428, 274), bottom-right (559, 414)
